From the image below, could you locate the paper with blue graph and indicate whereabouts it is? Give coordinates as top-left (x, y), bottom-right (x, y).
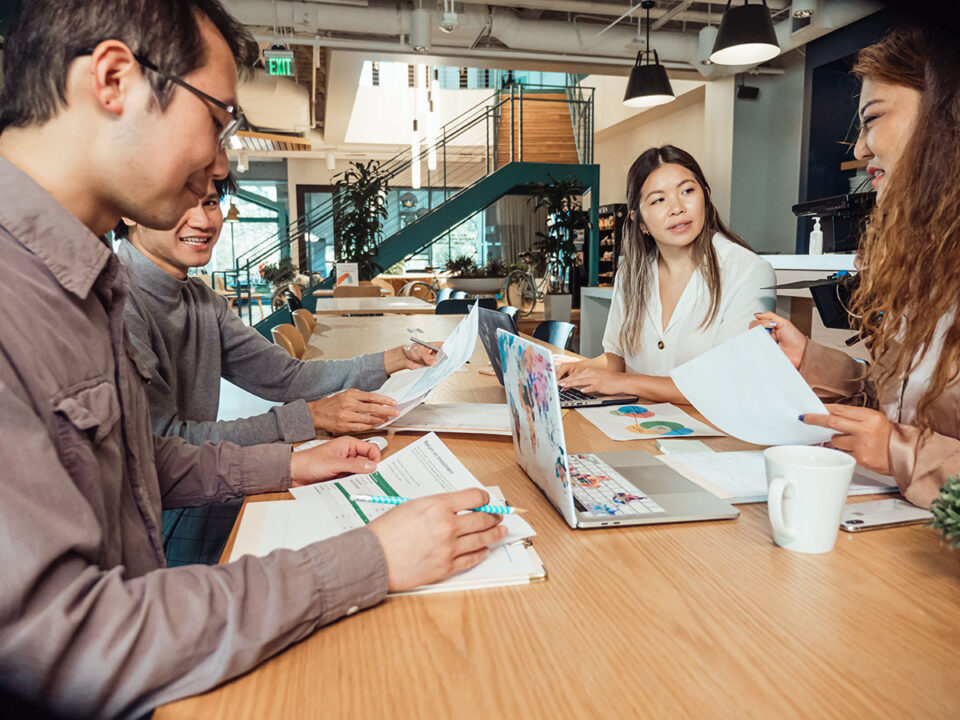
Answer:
top-left (374, 302), bottom-right (480, 426)
top-left (576, 402), bottom-right (723, 442)
top-left (670, 326), bottom-right (835, 446)
top-left (229, 433), bottom-right (544, 595)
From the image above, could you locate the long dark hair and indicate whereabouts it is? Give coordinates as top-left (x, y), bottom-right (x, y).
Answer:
top-left (617, 145), bottom-right (752, 355)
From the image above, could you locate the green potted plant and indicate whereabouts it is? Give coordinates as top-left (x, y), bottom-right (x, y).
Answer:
top-left (332, 159), bottom-right (389, 280)
top-left (444, 255), bottom-right (512, 293)
top-left (529, 175), bottom-right (590, 321)
top-left (929, 474), bottom-right (960, 554)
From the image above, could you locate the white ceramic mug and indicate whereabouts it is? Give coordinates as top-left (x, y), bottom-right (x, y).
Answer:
top-left (763, 445), bottom-right (856, 554)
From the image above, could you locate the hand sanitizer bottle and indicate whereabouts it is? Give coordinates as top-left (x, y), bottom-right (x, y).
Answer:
top-left (808, 216), bottom-right (823, 255)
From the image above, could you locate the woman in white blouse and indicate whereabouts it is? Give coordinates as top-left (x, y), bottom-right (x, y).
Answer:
top-left (559, 145), bottom-right (775, 402)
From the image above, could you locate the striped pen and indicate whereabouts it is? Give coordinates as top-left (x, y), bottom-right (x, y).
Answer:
top-left (349, 494), bottom-right (526, 515)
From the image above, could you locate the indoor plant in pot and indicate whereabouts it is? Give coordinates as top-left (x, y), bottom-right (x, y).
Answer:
top-left (332, 159), bottom-right (389, 281)
top-left (529, 176), bottom-right (589, 321)
top-left (929, 474), bottom-right (960, 557)
top-left (444, 256), bottom-right (511, 293)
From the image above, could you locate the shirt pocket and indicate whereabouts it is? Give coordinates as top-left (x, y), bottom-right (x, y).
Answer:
top-left (52, 378), bottom-right (121, 445)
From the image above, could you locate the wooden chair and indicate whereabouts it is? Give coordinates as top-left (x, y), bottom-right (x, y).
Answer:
top-left (333, 285), bottom-right (381, 298)
top-left (369, 277), bottom-right (396, 296)
top-left (271, 323), bottom-right (305, 359)
top-left (292, 308), bottom-right (316, 344)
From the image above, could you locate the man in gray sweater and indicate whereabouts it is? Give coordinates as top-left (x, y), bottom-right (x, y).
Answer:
top-left (117, 175), bottom-right (439, 564)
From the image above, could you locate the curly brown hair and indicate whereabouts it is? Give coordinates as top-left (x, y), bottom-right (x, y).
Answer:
top-left (850, 28), bottom-right (960, 426)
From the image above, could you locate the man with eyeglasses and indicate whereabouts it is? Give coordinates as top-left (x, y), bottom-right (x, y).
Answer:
top-left (0, 1), bottom-right (506, 717)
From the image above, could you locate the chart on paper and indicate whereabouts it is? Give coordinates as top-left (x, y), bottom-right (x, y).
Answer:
top-left (576, 402), bottom-right (723, 442)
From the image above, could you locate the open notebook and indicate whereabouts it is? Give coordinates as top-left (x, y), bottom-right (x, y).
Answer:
top-left (228, 434), bottom-right (546, 595)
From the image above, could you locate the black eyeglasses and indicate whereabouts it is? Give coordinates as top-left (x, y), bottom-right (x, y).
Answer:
top-left (76, 49), bottom-right (243, 150)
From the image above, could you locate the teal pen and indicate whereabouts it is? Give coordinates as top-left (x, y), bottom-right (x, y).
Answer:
top-left (349, 494), bottom-right (526, 514)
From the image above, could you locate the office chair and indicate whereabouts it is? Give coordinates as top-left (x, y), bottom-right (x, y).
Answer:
top-left (533, 320), bottom-right (575, 350)
top-left (450, 290), bottom-right (467, 299)
top-left (435, 287), bottom-right (453, 304)
top-left (435, 298), bottom-right (498, 314)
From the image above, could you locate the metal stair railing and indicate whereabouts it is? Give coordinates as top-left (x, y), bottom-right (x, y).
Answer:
top-left (233, 84), bottom-right (594, 326)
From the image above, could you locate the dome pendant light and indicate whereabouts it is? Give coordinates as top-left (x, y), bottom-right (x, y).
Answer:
top-left (710, 0), bottom-right (780, 66)
top-left (622, 1), bottom-right (675, 108)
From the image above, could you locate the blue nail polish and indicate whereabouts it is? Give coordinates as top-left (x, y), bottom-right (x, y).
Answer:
top-left (798, 414), bottom-right (805, 421)
top-left (766, 328), bottom-right (773, 335)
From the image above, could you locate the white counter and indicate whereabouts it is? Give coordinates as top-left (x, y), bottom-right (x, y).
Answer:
top-left (759, 254), bottom-right (856, 271)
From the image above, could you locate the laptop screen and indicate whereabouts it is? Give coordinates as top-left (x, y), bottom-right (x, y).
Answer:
top-left (477, 308), bottom-right (518, 385)
top-left (496, 329), bottom-right (578, 527)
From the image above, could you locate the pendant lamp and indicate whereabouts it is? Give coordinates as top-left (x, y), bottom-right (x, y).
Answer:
top-left (710, 0), bottom-right (780, 66)
top-left (622, 1), bottom-right (675, 108)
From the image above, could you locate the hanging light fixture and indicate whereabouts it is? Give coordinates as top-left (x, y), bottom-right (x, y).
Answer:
top-left (622, 1), bottom-right (675, 109)
top-left (224, 202), bottom-right (240, 223)
top-left (710, 0), bottom-right (780, 66)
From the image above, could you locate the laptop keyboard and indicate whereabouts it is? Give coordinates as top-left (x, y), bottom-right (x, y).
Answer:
top-left (568, 453), bottom-right (665, 517)
top-left (558, 386), bottom-right (599, 403)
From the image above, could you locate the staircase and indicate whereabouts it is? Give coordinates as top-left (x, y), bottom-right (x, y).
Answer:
top-left (233, 80), bottom-right (597, 337)
top-left (495, 91), bottom-right (580, 167)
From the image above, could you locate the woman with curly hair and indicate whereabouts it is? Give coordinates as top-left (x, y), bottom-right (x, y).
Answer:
top-left (754, 27), bottom-right (960, 508)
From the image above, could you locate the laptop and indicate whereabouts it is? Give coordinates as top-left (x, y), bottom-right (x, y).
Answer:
top-left (496, 330), bottom-right (739, 529)
top-left (477, 308), bottom-right (639, 409)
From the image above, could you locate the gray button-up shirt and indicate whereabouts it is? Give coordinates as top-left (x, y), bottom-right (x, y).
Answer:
top-left (0, 158), bottom-right (388, 718)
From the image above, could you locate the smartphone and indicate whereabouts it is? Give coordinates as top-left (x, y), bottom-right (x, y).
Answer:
top-left (839, 499), bottom-right (932, 533)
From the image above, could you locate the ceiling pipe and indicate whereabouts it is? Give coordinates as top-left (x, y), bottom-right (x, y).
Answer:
top-left (228, 0), bottom-right (879, 80)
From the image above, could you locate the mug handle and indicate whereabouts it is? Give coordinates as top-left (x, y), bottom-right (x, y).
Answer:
top-left (768, 477), bottom-right (796, 540)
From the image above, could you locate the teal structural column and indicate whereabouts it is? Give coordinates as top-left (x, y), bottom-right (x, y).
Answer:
top-left (587, 164), bottom-right (600, 286)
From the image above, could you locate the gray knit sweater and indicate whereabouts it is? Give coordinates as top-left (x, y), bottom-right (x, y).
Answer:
top-left (119, 241), bottom-right (388, 445)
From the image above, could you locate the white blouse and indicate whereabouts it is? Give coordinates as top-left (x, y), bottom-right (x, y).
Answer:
top-left (602, 233), bottom-right (776, 375)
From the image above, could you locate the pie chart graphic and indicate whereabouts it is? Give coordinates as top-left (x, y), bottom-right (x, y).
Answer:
top-left (611, 405), bottom-right (654, 420)
top-left (626, 420), bottom-right (693, 436)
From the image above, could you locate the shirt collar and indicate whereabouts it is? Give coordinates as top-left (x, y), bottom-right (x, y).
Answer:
top-left (117, 240), bottom-right (189, 300)
top-left (0, 157), bottom-right (112, 299)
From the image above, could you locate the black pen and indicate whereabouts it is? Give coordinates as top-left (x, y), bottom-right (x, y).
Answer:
top-left (409, 336), bottom-right (442, 353)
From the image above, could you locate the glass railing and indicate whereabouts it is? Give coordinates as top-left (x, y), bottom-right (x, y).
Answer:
top-left (233, 84), bottom-right (594, 325)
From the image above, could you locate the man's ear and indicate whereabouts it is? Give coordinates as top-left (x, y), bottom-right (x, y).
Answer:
top-left (121, 217), bottom-right (136, 228)
top-left (87, 40), bottom-right (140, 117)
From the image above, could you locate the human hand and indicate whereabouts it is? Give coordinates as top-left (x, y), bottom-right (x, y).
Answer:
top-left (384, 342), bottom-right (441, 374)
top-left (750, 311), bottom-right (808, 369)
top-left (555, 358), bottom-right (582, 380)
top-left (368, 488), bottom-right (508, 591)
top-left (290, 437), bottom-right (381, 486)
top-left (307, 389), bottom-right (398, 434)
top-left (801, 404), bottom-right (893, 474)
top-left (558, 366), bottom-right (626, 395)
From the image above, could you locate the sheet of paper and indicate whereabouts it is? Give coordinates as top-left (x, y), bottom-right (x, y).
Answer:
top-left (670, 326), bottom-right (835, 446)
top-left (575, 402), bottom-right (723, 442)
top-left (389, 402), bottom-right (512, 435)
top-left (657, 450), bottom-right (898, 504)
top-left (288, 432), bottom-right (535, 547)
top-left (375, 304), bottom-right (479, 425)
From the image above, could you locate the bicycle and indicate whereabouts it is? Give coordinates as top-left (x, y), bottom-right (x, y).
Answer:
top-left (398, 266), bottom-right (446, 303)
top-left (504, 251), bottom-right (563, 316)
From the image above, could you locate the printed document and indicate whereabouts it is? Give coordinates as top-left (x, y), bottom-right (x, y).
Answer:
top-left (375, 303), bottom-right (479, 425)
top-left (658, 450), bottom-right (897, 503)
top-left (241, 433), bottom-right (534, 551)
top-left (670, 326), bottom-right (835, 445)
top-left (576, 402), bottom-right (722, 442)
top-left (389, 402), bottom-right (512, 435)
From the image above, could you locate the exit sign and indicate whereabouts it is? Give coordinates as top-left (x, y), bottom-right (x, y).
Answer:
top-left (264, 49), bottom-right (294, 77)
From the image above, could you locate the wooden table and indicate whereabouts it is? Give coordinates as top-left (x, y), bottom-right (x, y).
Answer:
top-left (311, 296), bottom-right (435, 315)
top-left (157, 316), bottom-right (960, 720)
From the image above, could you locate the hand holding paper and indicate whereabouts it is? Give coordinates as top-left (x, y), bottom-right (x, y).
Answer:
top-left (670, 326), bottom-right (834, 446)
